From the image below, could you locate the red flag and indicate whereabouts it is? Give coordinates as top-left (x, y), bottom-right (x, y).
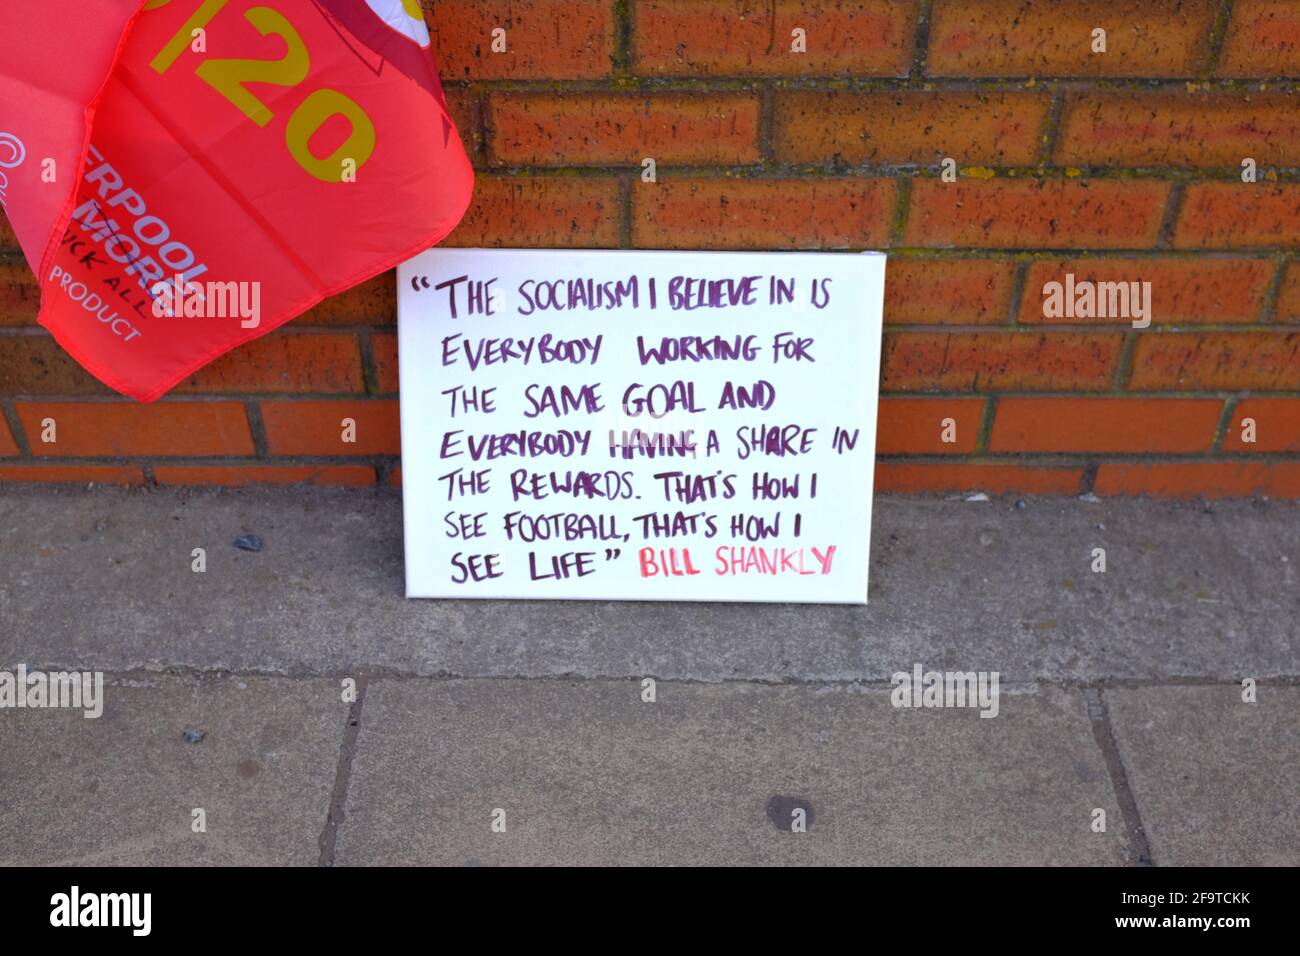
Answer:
top-left (1, 0), bottom-right (472, 401)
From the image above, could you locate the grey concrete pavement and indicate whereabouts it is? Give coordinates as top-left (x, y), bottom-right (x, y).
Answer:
top-left (2, 671), bottom-right (1294, 865)
top-left (1107, 686), bottom-right (1300, 867)
top-left (337, 679), bottom-right (1128, 866)
top-left (1, 486), bottom-right (1296, 682)
top-left (0, 675), bottom-right (344, 866)
top-left (1, 486), bottom-right (1296, 866)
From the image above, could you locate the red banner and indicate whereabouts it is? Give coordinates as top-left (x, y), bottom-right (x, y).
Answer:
top-left (1, 0), bottom-right (472, 401)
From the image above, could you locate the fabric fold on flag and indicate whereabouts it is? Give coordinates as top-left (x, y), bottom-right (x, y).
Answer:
top-left (0, 0), bottom-right (473, 401)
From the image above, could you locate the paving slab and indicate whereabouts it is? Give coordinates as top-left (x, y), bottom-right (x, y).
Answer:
top-left (0, 675), bottom-right (345, 866)
top-left (336, 679), bottom-right (1128, 866)
top-left (0, 486), bottom-right (1297, 682)
top-left (1106, 685), bottom-right (1300, 867)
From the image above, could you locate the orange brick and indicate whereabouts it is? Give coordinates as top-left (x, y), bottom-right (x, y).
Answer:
top-left (175, 333), bottom-right (364, 394)
top-left (446, 175), bottom-right (621, 248)
top-left (1222, 398), bottom-right (1300, 451)
top-left (0, 416), bottom-right (16, 455)
top-left (1175, 183), bottom-right (1300, 249)
top-left (885, 258), bottom-right (1015, 325)
top-left (0, 260), bottom-right (39, 325)
top-left (1019, 258), bottom-right (1275, 325)
top-left (875, 461), bottom-right (1084, 494)
top-left (1276, 260), bottom-right (1300, 322)
top-left (1128, 331), bottom-right (1300, 390)
top-left (633, 178), bottom-right (895, 249)
top-left (1094, 461), bottom-right (1300, 497)
top-left (153, 464), bottom-right (378, 487)
top-left (373, 331), bottom-right (399, 393)
top-left (905, 179), bottom-right (1171, 249)
top-left (877, 398), bottom-right (984, 453)
top-left (488, 93), bottom-right (762, 166)
top-left (633, 0), bottom-right (916, 77)
top-left (882, 331), bottom-right (1123, 391)
top-left (927, 0), bottom-right (1216, 77)
top-left (389, 465), bottom-right (403, 488)
top-left (1056, 92), bottom-right (1300, 167)
top-left (260, 400), bottom-right (400, 455)
top-left (1217, 0), bottom-right (1300, 77)
top-left (989, 397), bottom-right (1222, 452)
top-left (774, 91), bottom-right (1050, 166)
top-left (298, 272), bottom-right (396, 326)
top-left (15, 402), bottom-right (255, 457)
top-left (427, 0), bottom-right (615, 80)
top-left (0, 464), bottom-right (145, 484)
top-left (0, 336), bottom-right (109, 394)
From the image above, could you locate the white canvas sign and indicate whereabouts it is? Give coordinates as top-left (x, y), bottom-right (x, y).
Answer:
top-left (396, 248), bottom-right (885, 604)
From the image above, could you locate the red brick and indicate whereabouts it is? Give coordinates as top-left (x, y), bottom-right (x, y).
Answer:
top-left (389, 465), bottom-right (403, 488)
top-left (488, 93), bottom-right (762, 166)
top-left (426, 0), bottom-right (615, 80)
top-left (905, 179), bottom-right (1171, 249)
top-left (0, 260), bottom-right (39, 325)
top-left (0, 218), bottom-right (19, 251)
top-left (634, 0), bottom-right (916, 77)
top-left (633, 178), bottom-right (895, 249)
top-left (1276, 260), bottom-right (1300, 322)
top-left (1175, 183), bottom-right (1300, 249)
top-left (1094, 461), bottom-right (1300, 497)
top-left (882, 331), bottom-right (1123, 391)
top-left (885, 258), bottom-right (1015, 325)
top-left (1222, 398), bottom-right (1300, 452)
top-left (174, 333), bottom-right (363, 394)
top-left (1019, 258), bottom-right (1274, 325)
top-left (875, 462), bottom-right (1084, 494)
top-left (877, 397), bottom-right (984, 453)
top-left (1056, 92), bottom-right (1300, 167)
top-left (14, 402), bottom-right (255, 457)
top-left (0, 464), bottom-right (145, 484)
top-left (927, 0), bottom-right (1216, 77)
top-left (1217, 0), bottom-right (1300, 77)
top-left (1128, 331), bottom-right (1300, 390)
top-left (260, 400), bottom-right (400, 455)
top-left (298, 272), bottom-right (396, 326)
top-left (0, 416), bottom-right (16, 455)
top-left (446, 176), bottom-right (621, 248)
top-left (442, 90), bottom-right (479, 161)
top-left (373, 331), bottom-right (399, 393)
top-left (0, 336), bottom-right (109, 394)
top-left (153, 464), bottom-right (378, 487)
top-left (773, 91), bottom-right (1049, 165)
top-left (989, 397), bottom-right (1222, 452)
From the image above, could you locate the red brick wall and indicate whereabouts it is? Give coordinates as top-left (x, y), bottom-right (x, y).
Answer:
top-left (2, 0), bottom-right (1299, 496)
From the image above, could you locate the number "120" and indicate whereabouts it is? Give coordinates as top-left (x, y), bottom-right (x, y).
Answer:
top-left (146, 0), bottom-right (376, 183)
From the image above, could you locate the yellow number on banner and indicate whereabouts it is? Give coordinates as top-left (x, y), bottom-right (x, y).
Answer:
top-left (194, 7), bottom-right (311, 127)
top-left (151, 0), bottom-right (230, 73)
top-left (286, 89), bottom-right (377, 182)
top-left (150, 1), bottom-right (377, 183)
